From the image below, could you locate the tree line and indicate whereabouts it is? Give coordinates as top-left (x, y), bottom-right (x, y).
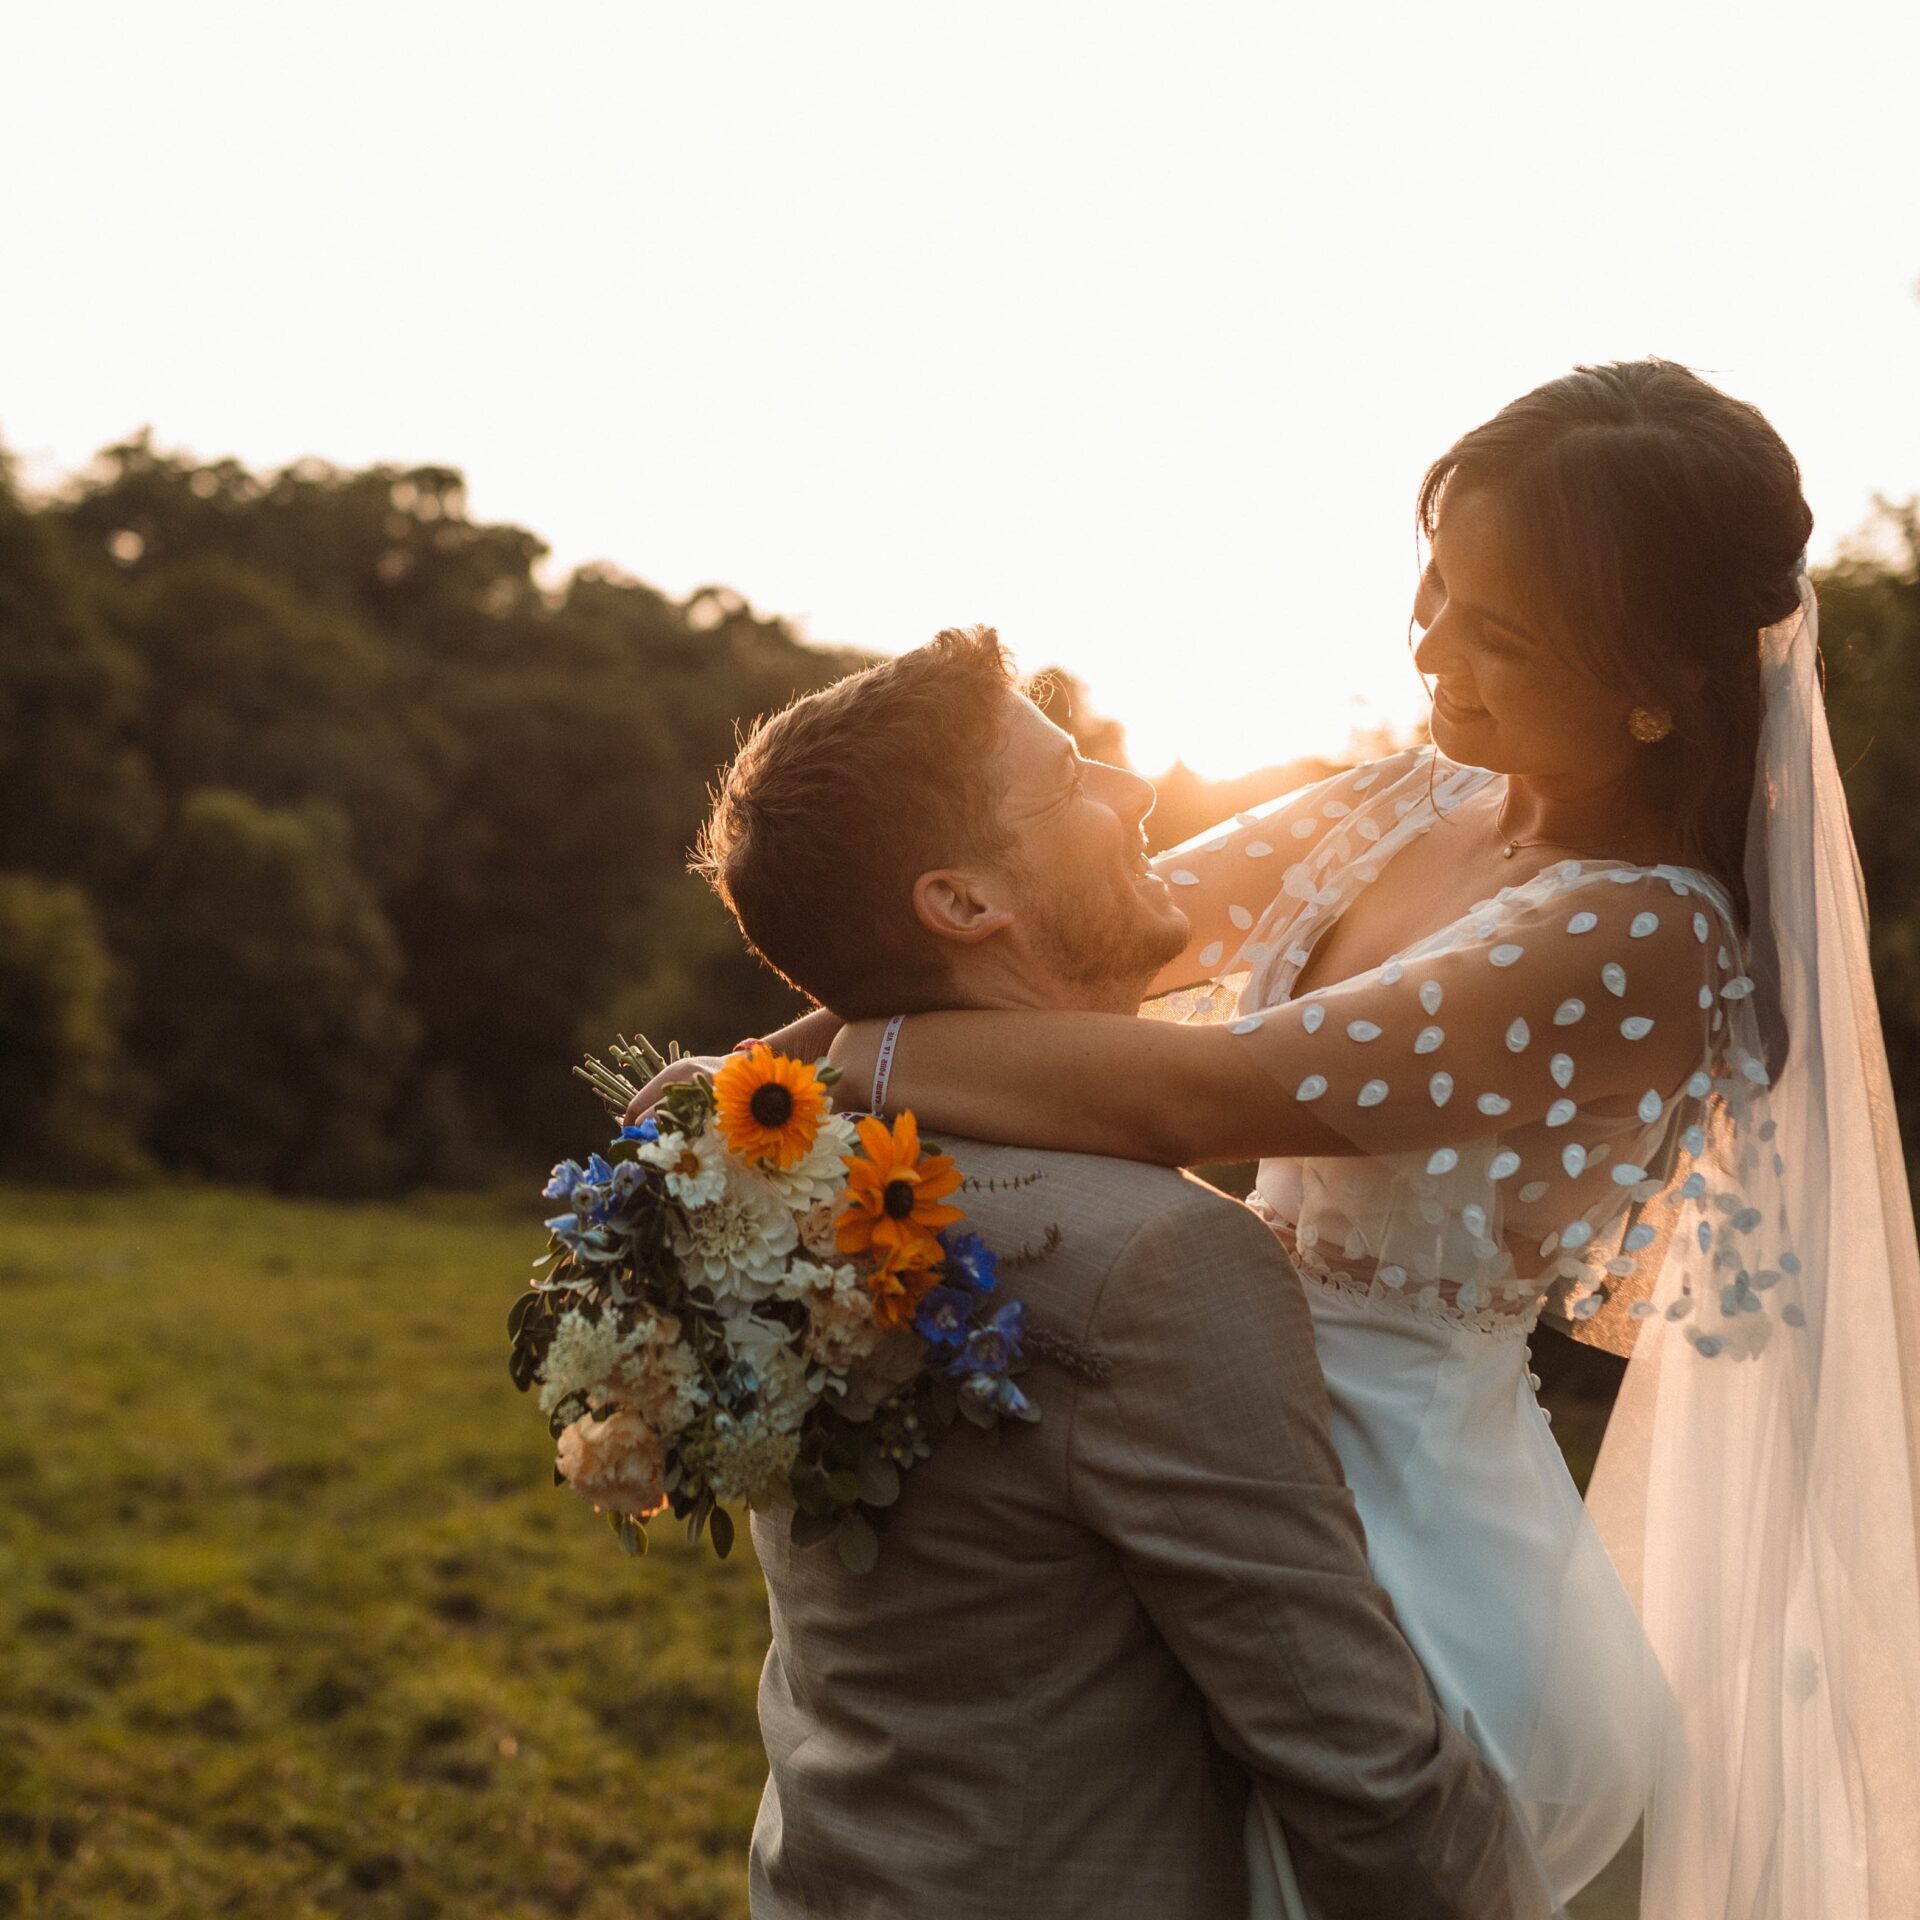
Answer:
top-left (1, 435), bottom-right (1914, 1194)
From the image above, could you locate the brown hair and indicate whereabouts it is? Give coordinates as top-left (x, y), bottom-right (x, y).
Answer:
top-left (1418, 358), bottom-right (1812, 927)
top-left (694, 625), bottom-right (1017, 1016)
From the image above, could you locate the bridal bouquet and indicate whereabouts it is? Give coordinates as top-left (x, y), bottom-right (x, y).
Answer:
top-left (509, 1038), bottom-right (1036, 1572)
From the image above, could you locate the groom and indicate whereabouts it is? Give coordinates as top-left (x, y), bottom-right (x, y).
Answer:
top-left (691, 627), bottom-right (1515, 1919)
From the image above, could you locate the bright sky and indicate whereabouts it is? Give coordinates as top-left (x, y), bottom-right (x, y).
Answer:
top-left (3, 3), bottom-right (1916, 775)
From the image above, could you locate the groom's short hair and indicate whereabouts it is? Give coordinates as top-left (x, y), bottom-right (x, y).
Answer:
top-left (695, 626), bottom-right (1017, 1017)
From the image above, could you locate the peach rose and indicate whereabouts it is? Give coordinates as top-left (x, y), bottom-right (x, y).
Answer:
top-left (555, 1410), bottom-right (668, 1516)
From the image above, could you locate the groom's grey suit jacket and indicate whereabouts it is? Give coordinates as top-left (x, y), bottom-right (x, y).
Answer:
top-left (750, 1139), bottom-right (1512, 1920)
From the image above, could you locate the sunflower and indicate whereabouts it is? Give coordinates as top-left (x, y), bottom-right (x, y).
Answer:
top-left (836, 1111), bottom-right (965, 1276)
top-left (712, 1047), bottom-right (829, 1170)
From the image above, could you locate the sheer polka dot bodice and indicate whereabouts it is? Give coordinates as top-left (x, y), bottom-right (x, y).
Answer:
top-left (1153, 747), bottom-right (1771, 1338)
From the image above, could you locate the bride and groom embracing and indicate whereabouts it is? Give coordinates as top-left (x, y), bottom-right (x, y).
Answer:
top-left (628, 361), bottom-right (1920, 1919)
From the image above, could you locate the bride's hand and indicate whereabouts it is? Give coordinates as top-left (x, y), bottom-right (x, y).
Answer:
top-left (622, 1055), bottom-right (725, 1125)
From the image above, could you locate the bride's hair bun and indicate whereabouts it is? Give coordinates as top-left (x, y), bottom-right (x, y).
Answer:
top-left (1417, 358), bottom-right (1814, 926)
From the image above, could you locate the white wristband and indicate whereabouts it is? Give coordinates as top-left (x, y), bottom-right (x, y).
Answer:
top-left (870, 1015), bottom-right (906, 1114)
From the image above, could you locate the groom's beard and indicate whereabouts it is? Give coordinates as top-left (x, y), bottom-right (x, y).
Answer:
top-left (1013, 856), bottom-right (1189, 1006)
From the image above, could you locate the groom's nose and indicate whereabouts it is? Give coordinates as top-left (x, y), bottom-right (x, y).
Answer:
top-left (1090, 759), bottom-right (1156, 825)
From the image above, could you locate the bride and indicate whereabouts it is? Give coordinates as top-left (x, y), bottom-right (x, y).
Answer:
top-left (800, 360), bottom-right (1920, 1919)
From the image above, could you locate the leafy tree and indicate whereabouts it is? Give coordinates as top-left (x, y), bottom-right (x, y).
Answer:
top-left (0, 873), bottom-right (144, 1177)
top-left (127, 790), bottom-right (418, 1195)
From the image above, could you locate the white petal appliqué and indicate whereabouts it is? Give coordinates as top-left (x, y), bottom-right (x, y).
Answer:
top-left (1295, 1074), bottom-right (1328, 1101)
top-left (1291, 817), bottom-right (1317, 839)
top-left (1562, 1144), bottom-right (1588, 1178)
top-left (1490, 943), bottom-right (1525, 968)
top-left (1686, 1070), bottom-right (1712, 1099)
top-left (1611, 1163), bottom-right (1648, 1185)
top-left (1692, 913), bottom-right (1709, 943)
top-left (1722, 976), bottom-right (1755, 999)
top-left (1553, 998), bottom-right (1585, 1026)
top-left (1560, 1220), bottom-right (1595, 1250)
top-left (1228, 903), bottom-right (1254, 930)
top-left (1198, 941), bottom-right (1224, 968)
top-left (1519, 1180), bottom-right (1551, 1202)
top-left (1301, 1002), bottom-right (1325, 1033)
top-left (1169, 869), bottom-right (1200, 887)
top-left (1230, 1017), bottom-right (1264, 1035)
top-left (1489, 1149), bottom-right (1522, 1180)
top-left (1415, 1025), bottom-right (1445, 1054)
top-left (1624, 1223), bottom-right (1657, 1253)
top-left (1602, 962), bottom-right (1628, 997)
top-left (1637, 1088), bottom-right (1663, 1125)
top-left (1477, 1092), bottom-right (1512, 1116)
top-left (1429, 1072), bottom-right (1454, 1107)
top-left (1245, 841), bottom-right (1273, 859)
top-left (1379, 959), bottom-right (1404, 985)
top-left (1462, 1204), bottom-right (1488, 1238)
top-left (1568, 911), bottom-right (1599, 935)
top-left (1505, 1018), bottom-right (1530, 1053)
top-left (1550, 1053), bottom-right (1574, 1088)
top-left (1346, 1020), bottom-right (1383, 1043)
top-left (1357, 1079), bottom-right (1389, 1108)
top-left (1546, 1098), bottom-right (1577, 1127)
top-left (1630, 912), bottom-right (1660, 938)
top-left (1621, 1016), bottom-right (1655, 1040)
top-left (1426, 1147), bottom-right (1460, 1176)
top-left (1419, 979), bottom-right (1444, 1015)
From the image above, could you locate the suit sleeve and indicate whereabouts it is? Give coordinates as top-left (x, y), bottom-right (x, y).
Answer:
top-left (1065, 1195), bottom-right (1518, 1920)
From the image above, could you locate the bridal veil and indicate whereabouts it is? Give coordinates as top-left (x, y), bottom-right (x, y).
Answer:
top-left (1586, 572), bottom-right (1920, 1917)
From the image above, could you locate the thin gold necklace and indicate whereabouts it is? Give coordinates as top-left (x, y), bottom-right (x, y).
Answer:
top-left (1492, 787), bottom-right (1622, 861)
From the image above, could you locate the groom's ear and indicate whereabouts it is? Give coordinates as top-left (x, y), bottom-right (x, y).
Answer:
top-left (911, 868), bottom-right (1015, 946)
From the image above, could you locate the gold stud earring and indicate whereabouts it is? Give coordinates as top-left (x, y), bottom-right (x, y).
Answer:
top-left (1627, 704), bottom-right (1674, 744)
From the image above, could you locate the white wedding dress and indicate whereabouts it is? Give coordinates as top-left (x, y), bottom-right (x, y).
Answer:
top-left (1156, 744), bottom-right (1743, 1915)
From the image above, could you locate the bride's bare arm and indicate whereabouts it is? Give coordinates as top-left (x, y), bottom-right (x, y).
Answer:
top-left (831, 868), bottom-right (1740, 1172)
top-left (832, 1005), bottom-right (1355, 1165)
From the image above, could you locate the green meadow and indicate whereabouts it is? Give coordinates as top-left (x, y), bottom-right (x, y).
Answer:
top-left (0, 1185), bottom-right (1635, 1918)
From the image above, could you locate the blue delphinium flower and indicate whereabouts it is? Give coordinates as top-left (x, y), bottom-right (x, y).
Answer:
top-left (955, 1300), bottom-right (1025, 1379)
top-left (958, 1370), bottom-right (1036, 1423)
top-left (911, 1285), bottom-right (976, 1354)
top-left (544, 1159), bottom-right (586, 1204)
top-left (938, 1230), bottom-right (999, 1301)
top-left (620, 1118), bottom-right (661, 1144)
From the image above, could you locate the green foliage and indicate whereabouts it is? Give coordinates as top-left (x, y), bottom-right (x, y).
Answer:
top-left (1815, 503), bottom-right (1920, 1177)
top-left (127, 790), bottom-right (418, 1195)
top-left (0, 435), bottom-right (856, 1192)
top-left (0, 874), bottom-right (145, 1177)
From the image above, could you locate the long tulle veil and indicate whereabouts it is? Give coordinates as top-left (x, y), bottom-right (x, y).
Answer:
top-left (1587, 572), bottom-right (1920, 1917)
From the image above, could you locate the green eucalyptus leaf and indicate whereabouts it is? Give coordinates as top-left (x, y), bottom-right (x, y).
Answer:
top-left (507, 1291), bottom-right (540, 1338)
top-left (823, 1470), bottom-right (860, 1505)
top-left (855, 1456), bottom-right (901, 1507)
top-left (836, 1513), bottom-right (880, 1575)
top-left (710, 1506), bottom-right (736, 1560)
top-left (790, 1508), bottom-right (839, 1550)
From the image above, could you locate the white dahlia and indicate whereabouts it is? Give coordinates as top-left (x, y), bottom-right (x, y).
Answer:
top-left (672, 1173), bottom-right (801, 1304)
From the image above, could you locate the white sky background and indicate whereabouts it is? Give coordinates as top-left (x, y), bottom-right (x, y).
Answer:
top-left (2, 3), bottom-right (1916, 776)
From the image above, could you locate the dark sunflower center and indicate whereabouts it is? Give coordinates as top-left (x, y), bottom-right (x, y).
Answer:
top-left (750, 1084), bottom-right (795, 1128)
top-left (882, 1179), bottom-right (917, 1219)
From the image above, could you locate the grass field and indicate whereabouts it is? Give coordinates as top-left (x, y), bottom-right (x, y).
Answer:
top-left (0, 1183), bottom-right (1636, 1917)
